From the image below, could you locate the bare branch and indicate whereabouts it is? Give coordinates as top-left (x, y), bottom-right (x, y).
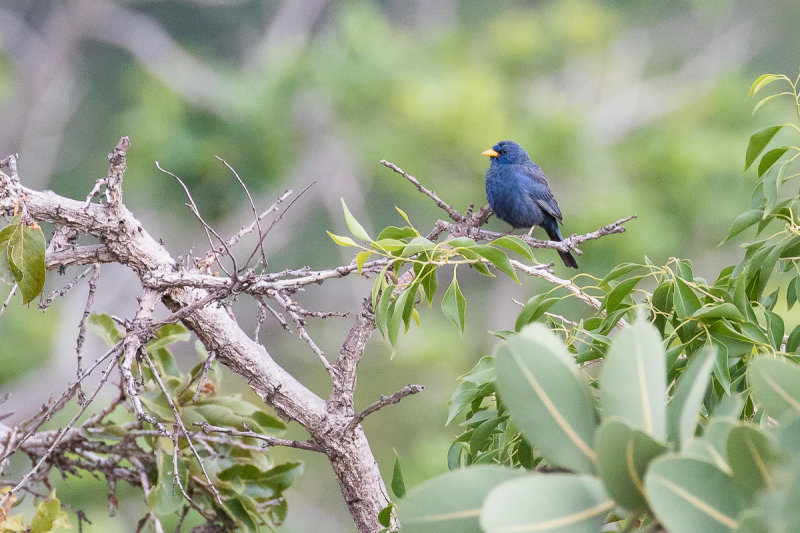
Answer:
top-left (196, 422), bottom-right (324, 452)
top-left (347, 384), bottom-right (424, 432)
top-left (380, 160), bottom-right (465, 223)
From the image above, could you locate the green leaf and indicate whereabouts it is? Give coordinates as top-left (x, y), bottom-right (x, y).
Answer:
top-left (148, 452), bottom-right (187, 515)
top-left (603, 276), bottom-right (643, 314)
top-left (378, 504), bottom-right (394, 528)
top-left (441, 274), bottom-right (466, 333)
top-left (30, 494), bottom-right (71, 533)
top-left (495, 324), bottom-right (598, 473)
top-left (472, 245), bottom-right (519, 282)
top-left (371, 238), bottom-right (407, 252)
top-left (748, 357), bottom-right (800, 424)
top-left (600, 262), bottom-right (643, 286)
top-left (391, 450), bottom-right (406, 499)
top-left (375, 283), bottom-right (393, 337)
top-left (724, 210), bottom-right (764, 242)
top-left (745, 125), bottom-right (784, 171)
top-left (340, 198), bottom-right (372, 241)
top-left (480, 474), bottom-right (612, 533)
top-left (673, 277), bottom-right (702, 319)
top-left (692, 303), bottom-right (744, 322)
top-left (683, 417), bottom-right (737, 473)
top-left (514, 294), bottom-right (559, 331)
top-left (595, 418), bottom-right (668, 511)
top-left (146, 323), bottom-right (190, 352)
top-left (377, 225), bottom-right (417, 241)
top-left (600, 319), bottom-right (667, 441)
top-left (355, 251), bottom-right (371, 274)
top-left (726, 425), bottom-right (781, 502)
top-left (447, 237), bottom-right (478, 248)
top-left (5, 222), bottom-right (46, 304)
top-left (489, 236), bottom-right (533, 260)
top-left (326, 231), bottom-right (358, 247)
top-left (388, 287), bottom-right (412, 347)
top-left (758, 146), bottom-right (790, 176)
top-left (419, 264), bottom-right (438, 306)
top-left (397, 466), bottom-right (524, 533)
top-left (667, 347), bottom-right (716, 449)
top-left (645, 455), bottom-right (742, 533)
top-left (88, 313), bottom-right (122, 345)
top-left (748, 74), bottom-right (781, 97)
top-left (401, 236), bottom-right (435, 257)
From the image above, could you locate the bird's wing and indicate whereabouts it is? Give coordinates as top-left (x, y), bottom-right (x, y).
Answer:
top-left (516, 163), bottom-right (564, 223)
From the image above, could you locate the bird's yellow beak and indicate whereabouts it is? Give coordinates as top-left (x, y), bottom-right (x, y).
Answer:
top-left (482, 148), bottom-right (499, 157)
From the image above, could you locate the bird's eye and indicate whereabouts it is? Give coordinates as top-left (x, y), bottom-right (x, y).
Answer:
top-left (500, 149), bottom-right (507, 154)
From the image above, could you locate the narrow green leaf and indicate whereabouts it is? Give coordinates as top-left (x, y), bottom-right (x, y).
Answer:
top-left (673, 277), bottom-right (702, 319)
top-left (745, 125), bottom-right (784, 171)
top-left (489, 236), bottom-right (533, 260)
top-left (395, 206), bottom-right (412, 225)
top-left (355, 251), bottom-right (371, 275)
top-left (758, 146), bottom-right (790, 176)
top-left (646, 455), bottom-right (741, 533)
top-left (341, 198), bottom-right (372, 241)
top-left (667, 346), bottom-right (716, 449)
top-left (600, 262), bottom-right (643, 286)
top-left (603, 276), bottom-right (643, 314)
top-left (472, 245), bottom-right (519, 282)
top-left (514, 294), bottom-right (559, 331)
top-left (419, 264), bottom-right (438, 306)
top-left (388, 287), bottom-right (412, 347)
top-left (398, 466), bottom-right (524, 533)
top-left (600, 319), bottom-right (667, 441)
top-left (692, 303), bottom-right (744, 322)
top-left (752, 92), bottom-right (791, 115)
top-left (391, 450), bottom-right (406, 499)
top-left (441, 274), bottom-right (466, 333)
top-left (724, 210), bottom-right (764, 242)
top-left (375, 284), bottom-right (393, 337)
top-left (495, 324), bottom-right (598, 473)
top-left (378, 504), bottom-right (394, 528)
top-left (748, 74), bottom-right (780, 97)
top-left (326, 231), bottom-right (358, 247)
top-left (481, 474), bottom-right (612, 533)
top-left (595, 418), bottom-right (668, 511)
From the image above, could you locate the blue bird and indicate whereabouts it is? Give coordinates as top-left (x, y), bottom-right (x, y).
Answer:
top-left (482, 140), bottom-right (578, 268)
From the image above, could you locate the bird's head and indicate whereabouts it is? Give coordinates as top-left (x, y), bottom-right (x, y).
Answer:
top-left (481, 140), bottom-right (532, 165)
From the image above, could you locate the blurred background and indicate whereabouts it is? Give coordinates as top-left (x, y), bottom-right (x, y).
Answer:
top-left (1, 0), bottom-right (799, 531)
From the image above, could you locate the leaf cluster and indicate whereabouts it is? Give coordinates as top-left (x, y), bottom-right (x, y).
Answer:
top-left (88, 317), bottom-right (301, 532)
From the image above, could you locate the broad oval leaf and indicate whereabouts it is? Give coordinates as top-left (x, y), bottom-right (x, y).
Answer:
top-left (745, 125), bottom-right (784, 171)
top-left (726, 425), bottom-right (781, 502)
top-left (667, 346), bottom-right (716, 449)
top-left (6, 222), bottom-right (46, 304)
top-left (600, 319), bottom-right (667, 441)
top-left (397, 466), bottom-right (523, 533)
top-left (748, 357), bottom-right (800, 424)
top-left (595, 418), bottom-right (667, 511)
top-left (489, 235), bottom-right (533, 260)
top-left (495, 324), bottom-right (598, 473)
top-left (480, 474), bottom-right (612, 533)
top-left (645, 455), bottom-right (742, 533)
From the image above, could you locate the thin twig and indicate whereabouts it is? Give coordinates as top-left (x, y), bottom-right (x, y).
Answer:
top-left (74, 265), bottom-right (100, 405)
top-left (216, 156), bottom-right (269, 271)
top-left (0, 284), bottom-right (17, 321)
top-left (380, 160), bottom-right (465, 222)
top-left (347, 384), bottom-right (425, 432)
top-left (0, 356), bottom-right (118, 508)
top-left (195, 422), bottom-right (323, 452)
top-left (156, 161), bottom-right (235, 276)
top-left (244, 181), bottom-right (317, 267)
top-left (138, 348), bottom-right (223, 505)
top-left (39, 264), bottom-right (96, 310)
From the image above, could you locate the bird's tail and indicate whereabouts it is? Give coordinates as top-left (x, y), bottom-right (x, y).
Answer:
top-left (545, 225), bottom-right (579, 269)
